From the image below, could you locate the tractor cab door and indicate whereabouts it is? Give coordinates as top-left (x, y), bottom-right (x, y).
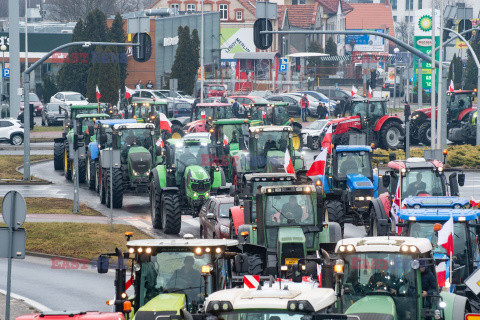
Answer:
top-left (448, 93), bottom-right (471, 122)
top-left (367, 101), bottom-right (385, 129)
top-left (351, 101), bottom-right (368, 129)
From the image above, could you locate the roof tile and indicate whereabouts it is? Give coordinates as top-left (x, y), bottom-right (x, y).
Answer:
top-left (346, 3), bottom-right (395, 37)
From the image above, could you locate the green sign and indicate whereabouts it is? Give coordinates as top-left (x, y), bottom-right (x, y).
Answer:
top-left (0, 33), bottom-right (72, 52)
top-left (414, 36), bottom-right (439, 93)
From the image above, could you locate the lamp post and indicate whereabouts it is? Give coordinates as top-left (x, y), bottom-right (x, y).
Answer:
top-left (393, 47), bottom-right (399, 110)
top-left (200, 0), bottom-right (204, 103)
top-left (1, 44), bottom-right (6, 110)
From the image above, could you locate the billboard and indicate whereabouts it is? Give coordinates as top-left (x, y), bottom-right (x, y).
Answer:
top-left (413, 36), bottom-right (439, 93)
top-left (414, 9), bottom-right (440, 37)
top-left (456, 19), bottom-right (479, 49)
top-left (220, 27), bottom-right (256, 60)
top-left (345, 29), bottom-right (385, 52)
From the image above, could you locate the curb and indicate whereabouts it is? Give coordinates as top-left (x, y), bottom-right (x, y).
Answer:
top-left (0, 289), bottom-right (51, 312)
top-left (4, 159), bottom-right (54, 185)
top-left (26, 251), bottom-right (92, 262)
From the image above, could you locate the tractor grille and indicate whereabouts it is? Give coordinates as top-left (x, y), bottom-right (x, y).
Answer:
top-left (352, 189), bottom-right (374, 211)
top-left (192, 181), bottom-right (210, 193)
top-left (129, 153), bottom-right (152, 175)
top-left (356, 181), bottom-right (372, 187)
top-left (281, 243), bottom-right (304, 265)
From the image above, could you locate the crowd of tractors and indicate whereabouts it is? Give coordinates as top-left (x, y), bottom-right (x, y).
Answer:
top-left (28, 93), bottom-right (480, 320)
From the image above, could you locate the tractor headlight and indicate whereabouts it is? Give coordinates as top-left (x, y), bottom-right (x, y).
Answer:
top-left (207, 301), bottom-right (233, 312)
top-left (439, 301), bottom-right (447, 308)
top-left (132, 169), bottom-right (139, 176)
top-left (205, 192), bottom-right (210, 198)
top-left (355, 196), bottom-right (365, 201)
top-left (458, 216), bottom-right (466, 221)
top-left (454, 204), bottom-right (461, 209)
top-left (193, 192), bottom-right (198, 198)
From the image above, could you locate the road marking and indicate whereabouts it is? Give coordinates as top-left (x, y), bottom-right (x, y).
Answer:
top-left (0, 288), bottom-right (51, 312)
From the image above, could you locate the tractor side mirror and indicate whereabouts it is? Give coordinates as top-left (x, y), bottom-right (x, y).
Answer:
top-left (458, 173), bottom-right (465, 187)
top-left (449, 173), bottom-right (460, 197)
top-left (229, 185), bottom-right (236, 197)
top-left (97, 254), bottom-right (109, 273)
top-left (382, 174), bottom-right (390, 188)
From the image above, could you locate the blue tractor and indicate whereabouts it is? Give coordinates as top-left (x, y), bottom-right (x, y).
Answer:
top-left (398, 197), bottom-right (480, 311)
top-left (310, 145), bottom-right (379, 231)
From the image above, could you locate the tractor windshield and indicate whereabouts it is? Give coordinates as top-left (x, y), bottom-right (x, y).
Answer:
top-left (218, 124), bottom-right (248, 149)
top-left (258, 131), bottom-right (291, 154)
top-left (342, 252), bottom-right (418, 320)
top-left (401, 169), bottom-right (445, 197)
top-left (194, 107), bottom-right (234, 121)
top-left (264, 194), bottom-right (315, 248)
top-left (448, 93), bottom-right (472, 110)
top-left (211, 310), bottom-right (326, 320)
top-left (251, 105), bottom-right (289, 125)
top-left (174, 141), bottom-right (211, 171)
top-left (119, 128), bottom-right (153, 150)
top-left (335, 151), bottom-right (372, 179)
top-left (139, 251), bottom-right (212, 311)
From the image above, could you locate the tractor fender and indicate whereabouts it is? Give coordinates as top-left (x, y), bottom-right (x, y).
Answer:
top-left (377, 192), bottom-right (392, 217)
top-left (211, 167), bottom-right (225, 189)
top-left (440, 292), bottom-right (468, 320)
top-left (458, 107), bottom-right (476, 121)
top-left (170, 119), bottom-right (183, 128)
top-left (291, 121), bottom-right (302, 130)
top-left (370, 198), bottom-right (388, 222)
top-left (152, 165), bottom-right (169, 189)
top-left (187, 120), bottom-right (207, 133)
top-left (230, 206), bottom-right (245, 235)
top-left (374, 115), bottom-right (402, 132)
top-left (54, 137), bottom-right (64, 144)
top-left (89, 142), bottom-right (99, 160)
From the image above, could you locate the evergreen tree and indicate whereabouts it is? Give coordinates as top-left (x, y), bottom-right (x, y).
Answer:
top-left (453, 55), bottom-right (463, 88)
top-left (171, 26), bottom-right (197, 95)
top-left (189, 29), bottom-right (201, 94)
top-left (109, 13), bottom-right (128, 90)
top-left (84, 9), bottom-right (108, 43)
top-left (86, 48), bottom-right (102, 102)
top-left (465, 33), bottom-right (480, 90)
top-left (447, 54), bottom-right (455, 84)
top-left (41, 74), bottom-right (58, 103)
top-left (98, 47), bottom-right (120, 105)
top-left (307, 41), bottom-right (324, 77)
top-left (325, 37), bottom-right (338, 75)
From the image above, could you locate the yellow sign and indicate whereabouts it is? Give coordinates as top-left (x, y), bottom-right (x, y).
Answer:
top-left (456, 19), bottom-right (479, 49)
top-left (285, 258), bottom-right (299, 265)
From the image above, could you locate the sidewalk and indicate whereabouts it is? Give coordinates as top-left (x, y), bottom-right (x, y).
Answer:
top-left (0, 293), bottom-right (37, 320)
top-left (30, 131), bottom-right (62, 139)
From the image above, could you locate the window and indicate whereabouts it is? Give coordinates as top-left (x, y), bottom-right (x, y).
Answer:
top-left (418, 0), bottom-right (422, 9)
top-left (391, 0), bottom-right (397, 10)
top-left (405, 0), bottom-right (413, 10)
top-left (170, 3), bottom-right (179, 10)
top-left (236, 10), bottom-right (242, 21)
top-left (186, 4), bottom-right (196, 11)
top-left (393, 16), bottom-right (397, 22)
top-left (410, 16), bottom-right (413, 22)
top-left (292, 0), bottom-right (306, 4)
top-left (219, 4), bottom-right (228, 20)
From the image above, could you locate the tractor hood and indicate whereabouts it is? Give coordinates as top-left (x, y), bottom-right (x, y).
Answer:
top-left (132, 293), bottom-right (186, 320)
top-left (185, 119), bottom-right (207, 133)
top-left (277, 227), bottom-right (306, 244)
top-left (345, 295), bottom-right (396, 320)
top-left (184, 165), bottom-right (210, 181)
top-left (128, 146), bottom-right (152, 175)
top-left (346, 174), bottom-right (374, 190)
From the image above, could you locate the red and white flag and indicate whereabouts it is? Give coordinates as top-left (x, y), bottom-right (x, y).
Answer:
top-left (159, 113), bottom-right (172, 133)
top-left (351, 85), bottom-right (358, 97)
top-left (321, 125), bottom-right (333, 153)
top-left (436, 261), bottom-right (447, 288)
top-left (96, 85), bottom-right (101, 100)
top-left (125, 86), bottom-right (135, 99)
top-left (449, 80), bottom-right (455, 93)
top-left (284, 149), bottom-right (295, 174)
top-left (470, 199), bottom-right (480, 207)
top-left (223, 134), bottom-right (229, 146)
top-left (368, 86), bottom-right (373, 99)
top-left (438, 216), bottom-right (454, 256)
top-left (201, 110), bottom-right (206, 119)
top-left (156, 136), bottom-right (164, 148)
top-left (390, 181), bottom-right (403, 234)
top-left (307, 148), bottom-right (327, 176)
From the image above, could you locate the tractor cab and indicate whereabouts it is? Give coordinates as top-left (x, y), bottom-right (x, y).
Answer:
top-left (446, 90), bottom-right (476, 122)
top-left (62, 104), bottom-right (107, 134)
top-left (97, 238), bottom-right (242, 317)
top-left (128, 101), bottom-right (168, 122)
top-left (344, 98), bottom-right (387, 129)
top-left (335, 236), bottom-right (469, 320)
top-left (186, 103), bottom-right (233, 134)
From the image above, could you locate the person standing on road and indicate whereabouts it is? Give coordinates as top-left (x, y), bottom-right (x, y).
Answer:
top-left (135, 80), bottom-right (143, 90)
top-left (146, 80), bottom-right (154, 89)
top-left (301, 94), bottom-right (309, 122)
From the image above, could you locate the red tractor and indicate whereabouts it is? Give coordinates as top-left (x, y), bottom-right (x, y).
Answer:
top-left (409, 89), bottom-right (476, 145)
top-left (324, 98), bottom-right (404, 150)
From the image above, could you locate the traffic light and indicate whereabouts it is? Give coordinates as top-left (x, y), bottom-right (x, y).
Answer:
top-left (132, 33), bottom-right (152, 63)
top-left (458, 19), bottom-right (473, 41)
top-left (443, 19), bottom-right (454, 42)
top-left (253, 19), bottom-right (273, 50)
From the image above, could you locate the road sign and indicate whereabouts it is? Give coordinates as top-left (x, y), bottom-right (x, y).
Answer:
top-left (256, 2), bottom-right (277, 20)
top-left (279, 58), bottom-right (287, 72)
top-left (2, 68), bottom-right (10, 78)
top-left (465, 268), bottom-right (480, 295)
top-left (0, 228), bottom-right (26, 259)
top-left (1, 191), bottom-right (26, 228)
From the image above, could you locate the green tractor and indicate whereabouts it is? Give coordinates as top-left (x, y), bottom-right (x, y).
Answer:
top-left (249, 102), bottom-right (303, 150)
top-left (150, 136), bottom-right (229, 234)
top-left (53, 104), bottom-right (107, 171)
top-left (62, 113), bottom-right (109, 182)
top-left (97, 122), bottom-right (158, 208)
top-left (334, 236), bottom-right (469, 320)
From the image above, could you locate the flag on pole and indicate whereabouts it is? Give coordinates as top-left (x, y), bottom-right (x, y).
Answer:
top-left (321, 125), bottom-right (333, 153)
top-left (156, 136), bottom-right (164, 148)
top-left (390, 180), bottom-right (403, 234)
top-left (438, 215), bottom-right (454, 256)
top-left (158, 113), bottom-right (172, 133)
top-left (449, 80), bottom-right (455, 93)
top-left (306, 148), bottom-right (328, 176)
top-left (284, 149), bottom-right (295, 174)
top-left (96, 85), bottom-right (101, 100)
top-left (368, 86), bottom-right (373, 99)
top-left (223, 134), bottom-right (229, 146)
top-left (436, 261), bottom-right (447, 288)
top-left (125, 86), bottom-right (135, 99)
top-left (351, 85), bottom-right (358, 97)
top-left (470, 199), bottom-right (480, 207)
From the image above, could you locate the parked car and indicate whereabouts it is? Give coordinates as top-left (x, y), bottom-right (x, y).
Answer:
top-left (41, 103), bottom-right (69, 126)
top-left (199, 195), bottom-right (234, 239)
top-left (129, 89), bottom-right (169, 103)
top-left (316, 88), bottom-right (355, 102)
top-left (167, 100), bottom-right (192, 118)
top-left (20, 93), bottom-right (44, 116)
top-left (296, 91), bottom-right (336, 112)
top-left (158, 90), bottom-right (195, 104)
top-left (50, 91), bottom-right (89, 106)
top-left (248, 90), bottom-right (273, 98)
top-left (301, 119), bottom-right (329, 150)
top-left (267, 94), bottom-right (301, 116)
top-left (0, 118), bottom-right (24, 145)
top-left (229, 95), bottom-right (270, 106)
top-left (198, 84), bottom-right (226, 98)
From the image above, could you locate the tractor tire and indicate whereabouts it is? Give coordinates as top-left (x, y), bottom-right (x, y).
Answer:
top-left (78, 158), bottom-right (87, 184)
top-left (106, 168), bottom-right (124, 209)
top-left (245, 253), bottom-right (263, 275)
top-left (161, 193), bottom-right (181, 234)
top-left (379, 121), bottom-right (403, 150)
top-left (150, 179), bottom-right (163, 229)
top-left (99, 168), bottom-right (106, 204)
top-left (87, 157), bottom-right (96, 190)
top-left (53, 142), bottom-right (64, 170)
top-left (170, 125), bottom-right (184, 139)
top-left (324, 200), bottom-right (345, 227)
top-left (418, 122), bottom-right (431, 146)
top-left (292, 126), bottom-right (303, 151)
top-left (308, 137), bottom-right (320, 150)
top-left (64, 146), bottom-right (73, 181)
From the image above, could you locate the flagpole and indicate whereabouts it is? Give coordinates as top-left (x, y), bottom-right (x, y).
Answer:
top-left (449, 213), bottom-right (453, 286)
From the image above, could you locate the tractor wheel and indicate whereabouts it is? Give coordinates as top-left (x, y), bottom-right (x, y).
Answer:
top-left (78, 158), bottom-right (87, 184)
top-left (161, 193), bottom-right (181, 234)
top-left (324, 200), bottom-right (345, 228)
top-left (418, 122), bottom-right (431, 146)
top-left (379, 121), bottom-right (403, 149)
top-left (99, 168), bottom-right (106, 204)
top-left (95, 163), bottom-right (100, 193)
top-left (244, 253), bottom-right (263, 275)
top-left (106, 168), bottom-right (124, 209)
top-left (292, 126), bottom-right (303, 151)
top-left (87, 157), bottom-right (96, 190)
top-left (308, 137), bottom-right (320, 150)
top-left (171, 125), bottom-right (184, 139)
top-left (64, 146), bottom-right (73, 181)
top-left (53, 142), bottom-right (64, 170)
top-left (150, 179), bottom-right (163, 229)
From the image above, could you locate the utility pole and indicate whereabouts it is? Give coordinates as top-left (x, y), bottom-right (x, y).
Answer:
top-left (418, 59), bottom-right (423, 108)
top-left (437, 0), bottom-right (444, 150)
top-left (200, 1), bottom-right (204, 103)
top-left (431, 4), bottom-right (437, 150)
top-left (8, 0), bottom-right (21, 118)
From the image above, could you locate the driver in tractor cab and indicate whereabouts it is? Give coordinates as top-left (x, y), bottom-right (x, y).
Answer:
top-left (125, 131), bottom-right (137, 146)
top-left (406, 173), bottom-right (427, 196)
top-left (142, 130), bottom-right (153, 151)
top-left (368, 271), bottom-right (399, 295)
top-left (272, 196), bottom-right (303, 223)
top-left (167, 256), bottom-right (203, 301)
top-left (264, 135), bottom-right (277, 152)
top-left (340, 154), bottom-right (357, 176)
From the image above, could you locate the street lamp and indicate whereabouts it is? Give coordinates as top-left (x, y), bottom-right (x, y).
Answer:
top-left (393, 47), bottom-right (399, 110)
top-left (1, 44), bottom-right (6, 109)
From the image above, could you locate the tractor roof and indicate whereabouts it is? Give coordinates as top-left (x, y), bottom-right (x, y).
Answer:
top-left (403, 196), bottom-right (470, 208)
top-left (206, 286), bottom-right (336, 312)
top-left (132, 101), bottom-right (167, 105)
top-left (70, 104), bottom-right (105, 110)
top-left (387, 157), bottom-right (443, 170)
top-left (113, 123), bottom-right (155, 130)
top-left (244, 172), bottom-right (297, 182)
top-left (127, 238), bottom-right (238, 249)
top-left (259, 184), bottom-right (315, 194)
top-left (399, 208), bottom-right (480, 222)
top-left (336, 145), bottom-right (372, 152)
top-left (351, 97), bottom-right (387, 102)
top-left (252, 102), bottom-right (288, 106)
top-left (168, 136), bottom-right (211, 145)
top-left (214, 119), bottom-right (251, 125)
top-left (96, 119), bottom-right (137, 126)
top-left (196, 103), bottom-right (231, 107)
top-left (336, 236), bottom-right (432, 254)
top-left (75, 113), bottom-right (109, 119)
top-left (249, 125), bottom-right (292, 133)
top-left (446, 90), bottom-right (476, 95)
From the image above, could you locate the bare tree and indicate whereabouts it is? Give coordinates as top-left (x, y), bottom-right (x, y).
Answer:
top-left (395, 20), bottom-right (413, 46)
top-left (47, 0), bottom-right (118, 22)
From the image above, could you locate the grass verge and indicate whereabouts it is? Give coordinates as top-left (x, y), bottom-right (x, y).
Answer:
top-left (31, 138), bottom-right (55, 143)
top-left (0, 155), bottom-right (52, 181)
top-left (0, 197), bottom-right (101, 216)
top-left (32, 126), bottom-right (63, 132)
top-left (23, 222), bottom-right (151, 260)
